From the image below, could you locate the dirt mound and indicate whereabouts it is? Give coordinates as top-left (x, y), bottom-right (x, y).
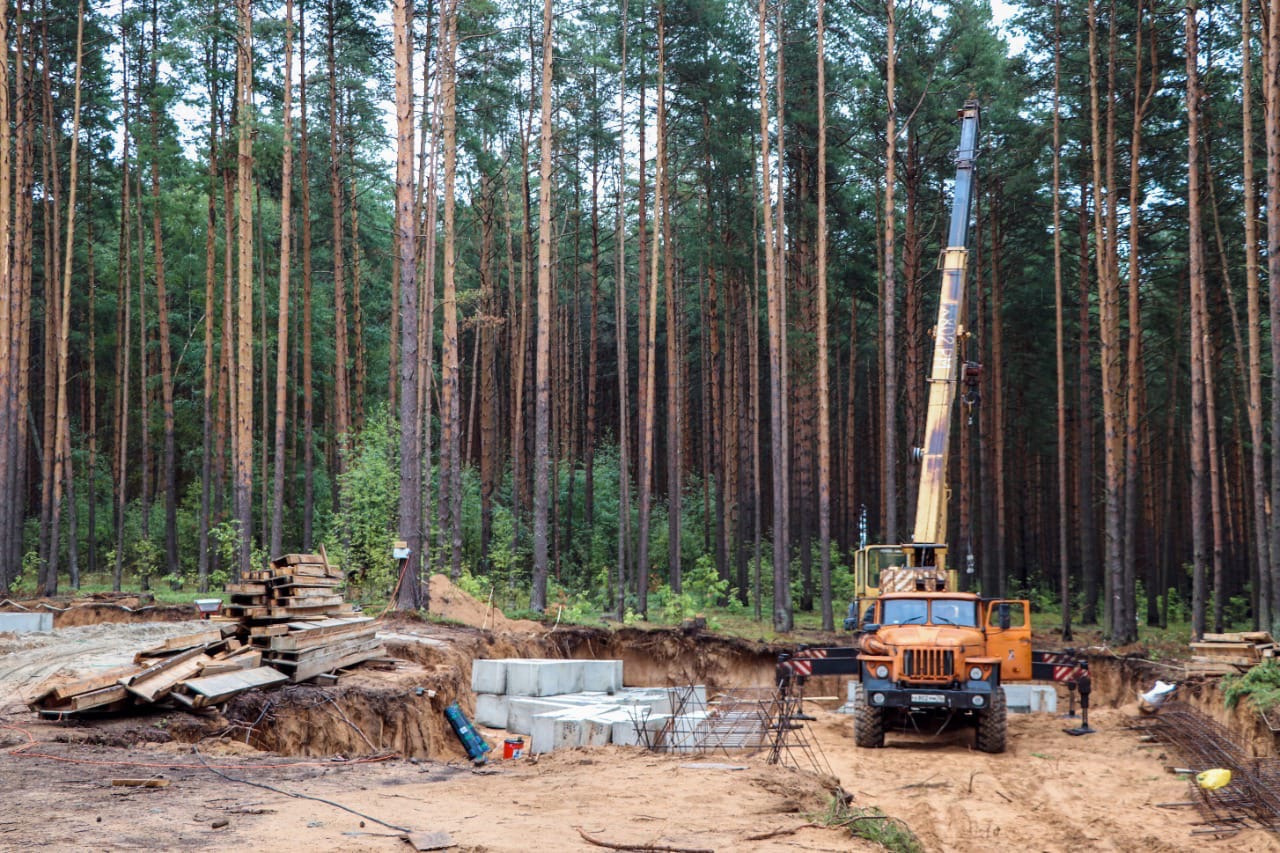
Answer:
top-left (1, 596), bottom-right (195, 627)
top-left (426, 574), bottom-right (543, 633)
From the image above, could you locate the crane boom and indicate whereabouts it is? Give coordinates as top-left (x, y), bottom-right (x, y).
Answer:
top-left (911, 100), bottom-right (980, 551)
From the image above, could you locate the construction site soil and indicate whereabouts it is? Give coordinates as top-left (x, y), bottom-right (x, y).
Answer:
top-left (2, 581), bottom-right (1279, 852)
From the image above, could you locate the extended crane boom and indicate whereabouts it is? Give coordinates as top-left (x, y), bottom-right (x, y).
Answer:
top-left (848, 100), bottom-right (981, 602)
top-left (904, 99), bottom-right (981, 579)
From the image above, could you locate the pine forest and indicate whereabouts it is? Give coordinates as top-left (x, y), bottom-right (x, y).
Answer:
top-left (0, 0), bottom-right (1276, 643)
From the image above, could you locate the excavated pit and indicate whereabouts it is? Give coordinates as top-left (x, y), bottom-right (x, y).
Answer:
top-left (207, 623), bottom-right (789, 760)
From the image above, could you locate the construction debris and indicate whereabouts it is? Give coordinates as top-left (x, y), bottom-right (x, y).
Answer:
top-left (28, 553), bottom-right (386, 718)
top-left (1187, 632), bottom-right (1277, 677)
top-left (1129, 701), bottom-right (1280, 836)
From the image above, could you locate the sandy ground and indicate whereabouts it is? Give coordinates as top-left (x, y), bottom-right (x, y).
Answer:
top-left (3, 698), bottom-right (1279, 851)
top-left (0, 620), bottom-right (212, 713)
top-left (3, 596), bottom-right (1280, 851)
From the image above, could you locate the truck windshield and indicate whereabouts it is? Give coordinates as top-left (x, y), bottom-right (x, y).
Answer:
top-left (881, 600), bottom-right (927, 625)
top-left (930, 599), bottom-right (978, 627)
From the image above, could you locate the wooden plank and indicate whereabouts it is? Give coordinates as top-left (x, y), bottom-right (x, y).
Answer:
top-left (134, 629), bottom-right (223, 661)
top-left (275, 595), bottom-right (344, 608)
top-left (1202, 633), bottom-right (1246, 643)
top-left (249, 624), bottom-right (291, 637)
top-left (44, 684), bottom-right (131, 712)
top-left (181, 666), bottom-right (290, 705)
top-left (283, 644), bottom-right (386, 683)
top-left (400, 831), bottom-right (453, 851)
top-left (268, 576), bottom-right (343, 590)
top-left (1191, 654), bottom-right (1257, 666)
top-left (198, 651), bottom-right (262, 676)
top-left (224, 583), bottom-right (268, 595)
top-left (275, 553), bottom-right (327, 566)
top-left (269, 634), bottom-right (379, 662)
top-left (112, 778), bottom-right (170, 788)
top-left (39, 666), bottom-right (141, 703)
top-left (267, 617), bottom-right (375, 650)
top-left (1189, 642), bottom-right (1257, 654)
top-left (123, 649), bottom-right (213, 702)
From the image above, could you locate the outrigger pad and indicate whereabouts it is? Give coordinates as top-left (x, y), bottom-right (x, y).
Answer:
top-left (1063, 725), bottom-right (1096, 736)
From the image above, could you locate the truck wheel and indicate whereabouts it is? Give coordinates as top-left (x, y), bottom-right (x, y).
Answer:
top-left (853, 684), bottom-right (885, 748)
top-left (974, 688), bottom-right (1007, 754)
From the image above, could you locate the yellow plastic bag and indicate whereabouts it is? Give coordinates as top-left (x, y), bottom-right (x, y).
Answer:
top-left (1196, 769), bottom-right (1232, 790)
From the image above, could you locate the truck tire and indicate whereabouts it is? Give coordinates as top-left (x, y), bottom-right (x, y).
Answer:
top-left (853, 684), bottom-right (885, 748)
top-left (974, 688), bottom-right (1007, 754)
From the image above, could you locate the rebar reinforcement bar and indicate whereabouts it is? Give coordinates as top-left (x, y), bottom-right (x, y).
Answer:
top-left (1128, 701), bottom-right (1280, 833)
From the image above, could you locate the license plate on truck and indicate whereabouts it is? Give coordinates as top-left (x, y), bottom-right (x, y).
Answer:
top-left (911, 693), bottom-right (946, 704)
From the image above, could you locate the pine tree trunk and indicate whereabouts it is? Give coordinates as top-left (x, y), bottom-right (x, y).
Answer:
top-left (299, 0), bottom-right (314, 551)
top-left (440, 3), bottom-right (462, 580)
top-left (1241, 0), bottom-right (1270, 630)
top-left (614, 0), bottom-right (631, 614)
top-left (270, 0), bottom-right (296, 559)
top-left (1052, 0), bottom-right (1071, 639)
top-left (759, 0), bottom-right (789, 632)
top-left (816, 0), bottom-right (832, 630)
top-left (113, 27), bottom-right (133, 592)
top-left (1187, 0), bottom-right (1208, 641)
top-left (658, 6), bottom-right (680, 594)
top-left (327, 0), bottom-right (349, 485)
top-left (1264, 0), bottom-right (1280, 627)
top-left (394, 0), bottom-right (424, 609)
top-left (530, 0), bottom-right (555, 612)
top-left (881, 0), bottom-right (898, 544)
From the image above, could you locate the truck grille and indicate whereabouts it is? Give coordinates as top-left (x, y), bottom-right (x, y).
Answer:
top-left (902, 648), bottom-right (954, 681)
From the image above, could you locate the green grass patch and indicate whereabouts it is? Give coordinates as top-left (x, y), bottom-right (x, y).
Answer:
top-left (816, 796), bottom-right (922, 853)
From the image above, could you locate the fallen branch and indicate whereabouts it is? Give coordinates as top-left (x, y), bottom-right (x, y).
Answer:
top-left (743, 823), bottom-right (818, 841)
top-left (574, 826), bottom-right (713, 853)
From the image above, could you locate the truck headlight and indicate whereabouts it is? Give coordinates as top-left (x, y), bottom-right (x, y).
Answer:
top-left (872, 692), bottom-right (886, 705)
top-left (874, 664), bottom-right (890, 679)
top-left (969, 666), bottom-right (984, 681)
top-left (973, 694), bottom-right (985, 707)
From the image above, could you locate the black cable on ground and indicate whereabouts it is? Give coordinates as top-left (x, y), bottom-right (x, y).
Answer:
top-left (191, 745), bottom-right (411, 834)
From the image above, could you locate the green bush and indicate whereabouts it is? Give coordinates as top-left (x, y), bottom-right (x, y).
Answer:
top-left (1223, 661), bottom-right (1280, 713)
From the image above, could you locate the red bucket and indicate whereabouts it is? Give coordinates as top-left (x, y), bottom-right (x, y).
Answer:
top-left (502, 737), bottom-right (524, 759)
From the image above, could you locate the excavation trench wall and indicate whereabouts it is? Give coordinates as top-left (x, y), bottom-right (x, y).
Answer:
top-left (1091, 654), bottom-right (1278, 758)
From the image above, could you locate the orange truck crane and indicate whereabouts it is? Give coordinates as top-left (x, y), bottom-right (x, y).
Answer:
top-left (776, 101), bottom-right (1084, 753)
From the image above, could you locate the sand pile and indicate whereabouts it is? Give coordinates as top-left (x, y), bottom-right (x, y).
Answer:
top-left (427, 574), bottom-right (543, 633)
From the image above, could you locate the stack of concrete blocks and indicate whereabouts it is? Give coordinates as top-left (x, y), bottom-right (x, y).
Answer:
top-left (470, 658), bottom-right (710, 754)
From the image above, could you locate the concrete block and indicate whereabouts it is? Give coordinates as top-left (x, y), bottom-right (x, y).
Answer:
top-left (579, 660), bottom-right (624, 693)
top-left (504, 659), bottom-right (582, 697)
top-left (1002, 684), bottom-right (1058, 714)
top-left (612, 688), bottom-right (675, 716)
top-left (473, 693), bottom-right (510, 729)
top-left (507, 697), bottom-right (582, 734)
top-left (610, 710), bottom-right (670, 747)
top-left (470, 659), bottom-right (510, 694)
top-left (0, 612), bottom-right (53, 633)
top-left (530, 704), bottom-right (620, 754)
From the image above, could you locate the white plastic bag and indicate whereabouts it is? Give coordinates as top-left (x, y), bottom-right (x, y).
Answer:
top-left (1138, 679), bottom-right (1177, 714)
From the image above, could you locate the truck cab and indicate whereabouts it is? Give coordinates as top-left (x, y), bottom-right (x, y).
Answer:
top-left (852, 592), bottom-right (1031, 753)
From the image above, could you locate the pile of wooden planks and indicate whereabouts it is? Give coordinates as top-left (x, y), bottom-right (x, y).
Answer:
top-left (30, 625), bottom-right (288, 715)
top-left (220, 553), bottom-right (353, 621)
top-left (30, 552), bottom-right (388, 717)
top-left (1187, 632), bottom-right (1277, 677)
top-left (255, 617), bottom-right (381, 683)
